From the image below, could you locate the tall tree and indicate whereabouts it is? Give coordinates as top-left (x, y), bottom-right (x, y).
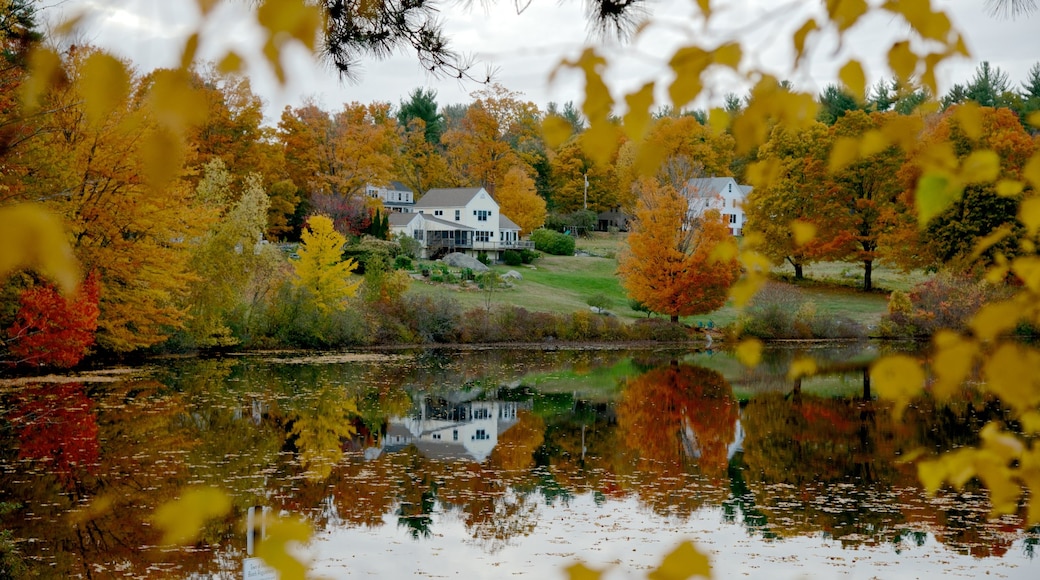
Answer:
top-left (397, 87), bottom-right (443, 145)
top-left (827, 110), bottom-right (908, 291)
top-left (394, 117), bottom-right (451, 197)
top-left (817, 84), bottom-right (863, 125)
top-left (20, 47), bottom-right (208, 351)
top-left (494, 166), bottom-right (547, 234)
top-left (292, 214), bottom-right (361, 314)
top-left (744, 122), bottom-right (855, 279)
top-left (5, 272), bottom-right (99, 368)
top-left (617, 178), bottom-right (738, 322)
top-left (442, 101), bottom-right (523, 190)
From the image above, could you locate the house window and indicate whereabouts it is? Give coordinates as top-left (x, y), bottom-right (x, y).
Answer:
top-left (732, 199), bottom-right (737, 208)
top-left (432, 433), bottom-right (441, 440)
top-left (434, 210), bottom-right (443, 216)
top-left (473, 407), bottom-right (490, 419)
top-left (453, 430), bottom-right (458, 441)
top-left (455, 210), bottom-right (460, 221)
top-left (729, 214), bottom-right (737, 224)
top-left (475, 210), bottom-right (489, 222)
top-left (475, 231), bottom-right (490, 242)
top-left (413, 229), bottom-right (424, 241)
top-left (473, 429), bottom-right (489, 440)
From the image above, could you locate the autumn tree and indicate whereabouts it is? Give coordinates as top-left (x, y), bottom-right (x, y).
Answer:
top-left (493, 166), bottom-right (547, 234)
top-left (827, 110), bottom-right (909, 291)
top-left (394, 117), bottom-right (451, 197)
top-left (547, 138), bottom-right (617, 213)
top-left (292, 214), bottom-right (361, 314)
top-left (888, 105), bottom-right (1038, 273)
top-left (743, 122), bottom-right (856, 279)
top-left (182, 160), bottom-right (281, 348)
top-left (5, 272), bottom-right (99, 368)
top-left (442, 100), bottom-right (524, 190)
top-left (617, 178), bottom-right (738, 322)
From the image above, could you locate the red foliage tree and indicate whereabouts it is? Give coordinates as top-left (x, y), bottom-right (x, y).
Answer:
top-left (7, 272), bottom-right (100, 368)
top-left (9, 382), bottom-right (100, 487)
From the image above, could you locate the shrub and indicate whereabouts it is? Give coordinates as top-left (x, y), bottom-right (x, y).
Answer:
top-left (395, 232), bottom-right (421, 259)
top-left (586, 293), bottom-right (612, 311)
top-left (629, 318), bottom-right (692, 342)
top-left (530, 228), bottom-right (575, 256)
top-left (629, 299), bottom-right (653, 318)
top-left (879, 272), bottom-right (1000, 337)
top-left (737, 282), bottom-right (803, 339)
top-left (393, 255), bottom-right (413, 270)
top-left (477, 251), bottom-right (490, 265)
top-left (520, 249), bottom-right (538, 264)
top-left (341, 236), bottom-right (401, 274)
top-left (502, 249), bottom-right (522, 266)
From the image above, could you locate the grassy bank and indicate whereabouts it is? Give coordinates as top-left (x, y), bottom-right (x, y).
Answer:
top-left (404, 232), bottom-right (924, 331)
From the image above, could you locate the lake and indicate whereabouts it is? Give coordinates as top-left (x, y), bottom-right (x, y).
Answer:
top-left (1, 344), bottom-right (1037, 579)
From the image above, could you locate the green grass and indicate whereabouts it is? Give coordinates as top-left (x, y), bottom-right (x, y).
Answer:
top-left (403, 232), bottom-right (930, 330)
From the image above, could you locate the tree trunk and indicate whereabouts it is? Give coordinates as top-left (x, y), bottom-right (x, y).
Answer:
top-left (863, 367), bottom-right (871, 400)
top-left (794, 262), bottom-right (804, 280)
top-left (863, 259), bottom-right (873, 291)
top-left (670, 314), bottom-right (680, 323)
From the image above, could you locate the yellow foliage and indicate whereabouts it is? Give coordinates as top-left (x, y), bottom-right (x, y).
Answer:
top-left (0, 204), bottom-right (79, 294)
top-left (648, 540), bottom-right (712, 580)
top-left (735, 338), bottom-right (763, 367)
top-left (151, 487), bottom-right (231, 545)
top-left (870, 355), bottom-right (925, 418)
top-left (293, 215), bottom-right (361, 313)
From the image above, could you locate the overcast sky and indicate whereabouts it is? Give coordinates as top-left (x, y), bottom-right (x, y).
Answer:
top-left (41, 1), bottom-right (1040, 125)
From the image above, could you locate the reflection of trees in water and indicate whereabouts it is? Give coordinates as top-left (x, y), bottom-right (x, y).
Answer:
top-left (737, 392), bottom-right (1034, 554)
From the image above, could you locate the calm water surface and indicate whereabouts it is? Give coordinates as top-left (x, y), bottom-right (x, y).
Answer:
top-left (1, 344), bottom-right (1037, 579)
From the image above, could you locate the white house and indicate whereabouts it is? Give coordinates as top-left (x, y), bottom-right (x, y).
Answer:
top-left (683, 177), bottom-right (752, 236)
top-left (375, 397), bottom-right (532, 462)
top-left (366, 181), bottom-right (415, 213)
top-left (389, 187), bottom-right (531, 260)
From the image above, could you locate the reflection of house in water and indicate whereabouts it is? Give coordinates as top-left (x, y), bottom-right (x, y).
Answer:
top-left (373, 394), bottom-right (533, 462)
top-left (679, 418), bottom-right (745, 462)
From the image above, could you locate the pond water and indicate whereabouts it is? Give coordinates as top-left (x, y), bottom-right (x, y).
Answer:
top-left (1, 344), bottom-right (1038, 579)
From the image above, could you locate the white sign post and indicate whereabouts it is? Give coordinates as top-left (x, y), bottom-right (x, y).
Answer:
top-left (243, 506), bottom-right (278, 580)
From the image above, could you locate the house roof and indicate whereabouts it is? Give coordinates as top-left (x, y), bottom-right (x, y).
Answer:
top-left (388, 180), bottom-right (412, 193)
top-left (684, 177), bottom-right (745, 198)
top-left (499, 214), bottom-right (520, 231)
top-left (415, 187), bottom-right (487, 208)
top-left (422, 214), bottom-right (475, 231)
top-left (388, 212), bottom-right (421, 227)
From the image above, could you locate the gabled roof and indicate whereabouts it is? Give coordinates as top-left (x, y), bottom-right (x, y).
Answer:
top-left (415, 187), bottom-right (488, 208)
top-left (499, 214), bottom-right (520, 231)
top-left (684, 177), bottom-right (745, 198)
top-left (388, 212), bottom-right (422, 227)
top-left (422, 214), bottom-right (475, 231)
top-left (388, 180), bottom-right (412, 193)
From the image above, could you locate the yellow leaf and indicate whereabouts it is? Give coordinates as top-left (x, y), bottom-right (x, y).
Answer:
top-left (180, 32), bottom-right (199, 70)
top-left (648, 540), bottom-right (712, 580)
top-left (745, 159), bottom-right (781, 189)
top-left (792, 19), bottom-right (818, 65)
top-left (256, 514), bottom-right (312, 580)
top-left (884, 0), bottom-right (951, 42)
top-left (694, 0), bottom-right (712, 18)
top-left (828, 0), bottom-right (869, 32)
top-left (1020, 196), bottom-right (1040, 237)
top-left (1012, 255), bottom-right (1040, 293)
top-left (143, 130), bottom-right (185, 190)
top-left (21, 47), bottom-right (64, 111)
top-left (735, 338), bottom-right (763, 367)
top-left (632, 141), bottom-right (668, 178)
top-left (880, 114), bottom-right (923, 151)
top-left (217, 51), bottom-right (244, 74)
top-left (858, 129), bottom-right (888, 158)
top-left (983, 343), bottom-right (1040, 413)
top-left (787, 356), bottom-right (817, 381)
top-left (871, 355), bottom-right (925, 418)
top-left (54, 12), bottom-right (86, 36)
top-left (623, 83), bottom-right (655, 140)
top-left (969, 224), bottom-right (1012, 261)
top-left (981, 468), bottom-right (1022, 518)
top-left (542, 116), bottom-right (573, 149)
top-left (930, 330), bottom-right (977, 400)
top-left (81, 52), bottom-right (130, 126)
top-left (0, 204), bottom-right (80, 294)
top-left (960, 149), bottom-right (1000, 184)
top-left (710, 238), bottom-right (739, 262)
top-left (995, 179), bottom-right (1024, 196)
top-left (838, 60), bottom-right (866, 99)
top-left (1028, 111), bottom-right (1040, 129)
top-left (1020, 411), bottom-right (1040, 434)
top-left (147, 69), bottom-right (209, 131)
top-left (970, 299), bottom-right (1021, 342)
top-left (257, 0), bottom-right (322, 51)
top-left (152, 487), bottom-right (231, 545)
top-left (791, 220), bottom-right (816, 247)
top-left (887, 40), bottom-right (916, 82)
top-left (668, 46), bottom-right (710, 108)
top-left (1024, 152), bottom-right (1040, 191)
top-left (828, 136), bottom-right (859, 173)
top-left (565, 562), bottom-right (604, 580)
top-left (952, 102), bottom-right (983, 140)
top-left (917, 458), bottom-right (947, 495)
top-left (707, 107), bottom-right (730, 134)
top-left (914, 171), bottom-right (961, 226)
top-left (712, 42), bottom-right (742, 69)
top-left (729, 276), bottom-right (764, 308)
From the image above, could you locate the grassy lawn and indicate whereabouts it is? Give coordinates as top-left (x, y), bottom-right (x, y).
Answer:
top-left (403, 232), bottom-right (928, 330)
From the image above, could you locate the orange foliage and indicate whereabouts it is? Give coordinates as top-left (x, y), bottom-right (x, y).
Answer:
top-left (6, 271), bottom-right (99, 368)
top-left (617, 179), bottom-right (738, 321)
